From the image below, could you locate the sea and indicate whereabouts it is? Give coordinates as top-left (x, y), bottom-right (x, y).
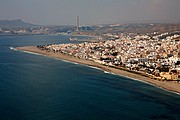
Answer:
top-left (0, 35), bottom-right (180, 120)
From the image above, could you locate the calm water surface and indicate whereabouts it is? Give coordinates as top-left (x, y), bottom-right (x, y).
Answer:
top-left (0, 35), bottom-right (180, 120)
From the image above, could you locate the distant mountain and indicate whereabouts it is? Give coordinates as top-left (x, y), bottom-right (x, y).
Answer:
top-left (0, 19), bottom-right (38, 28)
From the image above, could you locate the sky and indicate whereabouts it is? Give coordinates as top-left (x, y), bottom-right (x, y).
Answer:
top-left (0, 0), bottom-right (180, 25)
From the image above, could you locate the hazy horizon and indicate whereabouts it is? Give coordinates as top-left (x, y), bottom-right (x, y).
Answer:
top-left (1, 0), bottom-right (180, 25)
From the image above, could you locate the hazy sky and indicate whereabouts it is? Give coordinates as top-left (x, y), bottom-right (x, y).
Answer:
top-left (0, 0), bottom-right (180, 25)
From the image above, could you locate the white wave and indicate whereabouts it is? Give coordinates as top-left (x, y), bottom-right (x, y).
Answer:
top-left (88, 66), bottom-right (102, 70)
top-left (71, 62), bottom-right (78, 65)
top-left (103, 70), bottom-right (118, 76)
top-left (104, 71), bottom-right (110, 74)
top-left (9, 47), bottom-right (17, 51)
top-left (21, 51), bottom-right (43, 56)
top-left (60, 59), bottom-right (79, 65)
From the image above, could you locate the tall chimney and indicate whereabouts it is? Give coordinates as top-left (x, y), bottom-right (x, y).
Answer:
top-left (76, 16), bottom-right (79, 32)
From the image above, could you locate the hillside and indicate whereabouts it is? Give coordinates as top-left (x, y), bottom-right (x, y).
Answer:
top-left (0, 19), bottom-right (37, 28)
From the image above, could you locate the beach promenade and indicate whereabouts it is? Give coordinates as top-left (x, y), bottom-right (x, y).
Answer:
top-left (16, 46), bottom-right (180, 94)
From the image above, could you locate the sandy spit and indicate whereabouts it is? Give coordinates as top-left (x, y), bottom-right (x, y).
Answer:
top-left (16, 46), bottom-right (180, 95)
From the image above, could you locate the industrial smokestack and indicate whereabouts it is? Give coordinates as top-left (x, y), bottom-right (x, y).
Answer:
top-left (76, 16), bottom-right (79, 32)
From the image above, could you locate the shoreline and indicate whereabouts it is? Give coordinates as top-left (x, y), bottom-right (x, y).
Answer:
top-left (15, 46), bottom-right (180, 95)
top-left (71, 34), bottom-right (100, 38)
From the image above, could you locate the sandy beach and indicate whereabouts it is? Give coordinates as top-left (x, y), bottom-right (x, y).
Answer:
top-left (16, 46), bottom-right (180, 94)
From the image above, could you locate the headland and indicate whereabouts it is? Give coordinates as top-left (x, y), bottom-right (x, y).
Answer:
top-left (16, 46), bottom-right (180, 94)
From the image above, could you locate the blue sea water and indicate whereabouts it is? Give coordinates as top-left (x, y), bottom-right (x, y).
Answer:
top-left (0, 35), bottom-right (180, 120)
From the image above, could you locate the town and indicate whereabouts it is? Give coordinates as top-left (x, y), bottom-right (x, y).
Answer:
top-left (2, 20), bottom-right (180, 81)
top-left (37, 31), bottom-right (180, 81)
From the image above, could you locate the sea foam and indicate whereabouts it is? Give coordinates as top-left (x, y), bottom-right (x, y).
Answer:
top-left (9, 47), bottom-right (17, 51)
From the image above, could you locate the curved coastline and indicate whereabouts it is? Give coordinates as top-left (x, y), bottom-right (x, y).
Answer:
top-left (15, 46), bottom-right (180, 95)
